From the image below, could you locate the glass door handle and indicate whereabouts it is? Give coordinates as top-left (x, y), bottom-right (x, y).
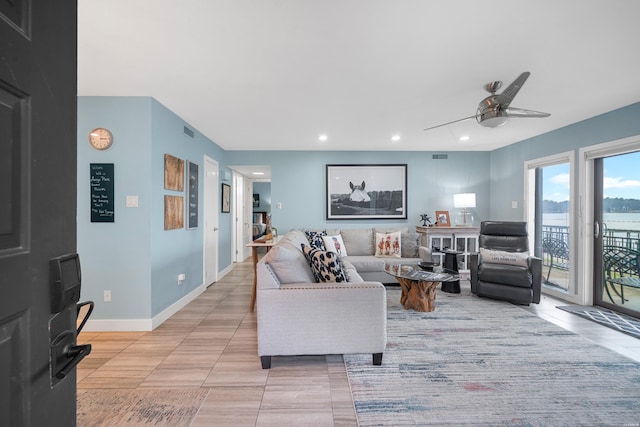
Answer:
top-left (594, 221), bottom-right (600, 239)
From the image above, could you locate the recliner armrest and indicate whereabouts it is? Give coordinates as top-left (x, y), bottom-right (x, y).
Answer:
top-left (528, 256), bottom-right (542, 303)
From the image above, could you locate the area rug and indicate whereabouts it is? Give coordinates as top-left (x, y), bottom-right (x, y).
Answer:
top-left (344, 288), bottom-right (640, 426)
top-left (77, 389), bottom-right (209, 426)
top-left (557, 304), bottom-right (640, 339)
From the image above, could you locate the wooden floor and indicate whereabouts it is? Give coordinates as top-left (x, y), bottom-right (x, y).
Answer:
top-left (77, 258), bottom-right (640, 426)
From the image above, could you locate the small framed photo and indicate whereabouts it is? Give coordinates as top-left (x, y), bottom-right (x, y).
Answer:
top-left (222, 183), bottom-right (231, 213)
top-left (435, 210), bottom-right (450, 227)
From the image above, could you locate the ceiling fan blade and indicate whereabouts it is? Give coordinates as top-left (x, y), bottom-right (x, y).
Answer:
top-left (495, 71), bottom-right (530, 107)
top-left (423, 115), bottom-right (478, 131)
top-left (505, 107), bottom-right (551, 118)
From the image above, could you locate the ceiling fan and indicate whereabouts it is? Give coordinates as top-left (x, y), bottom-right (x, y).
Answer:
top-left (423, 71), bottom-right (550, 131)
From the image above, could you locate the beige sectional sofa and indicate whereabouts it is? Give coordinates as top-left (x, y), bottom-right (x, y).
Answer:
top-left (256, 227), bottom-right (431, 369)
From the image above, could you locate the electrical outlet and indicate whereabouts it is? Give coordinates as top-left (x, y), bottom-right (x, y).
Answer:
top-left (104, 290), bottom-right (111, 302)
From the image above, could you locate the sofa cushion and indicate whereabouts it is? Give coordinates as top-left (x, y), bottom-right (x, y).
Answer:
top-left (322, 234), bottom-right (348, 256)
top-left (480, 248), bottom-right (529, 267)
top-left (341, 259), bottom-right (364, 282)
top-left (262, 245), bottom-right (315, 284)
top-left (302, 245), bottom-right (348, 283)
top-left (401, 232), bottom-right (421, 258)
top-left (340, 228), bottom-right (374, 256)
top-left (304, 229), bottom-right (327, 250)
top-left (374, 231), bottom-right (401, 258)
top-left (279, 229), bottom-right (311, 252)
top-left (344, 255), bottom-right (386, 273)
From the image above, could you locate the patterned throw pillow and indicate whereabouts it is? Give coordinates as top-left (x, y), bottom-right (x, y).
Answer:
top-left (301, 245), bottom-right (348, 283)
top-left (321, 234), bottom-right (348, 257)
top-left (374, 231), bottom-right (402, 258)
top-left (304, 230), bottom-right (327, 250)
top-left (401, 232), bottom-right (421, 258)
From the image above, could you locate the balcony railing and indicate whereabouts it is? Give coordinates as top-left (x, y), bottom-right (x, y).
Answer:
top-left (541, 225), bottom-right (640, 251)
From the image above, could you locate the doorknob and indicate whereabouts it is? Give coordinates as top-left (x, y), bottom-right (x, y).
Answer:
top-left (214, 227), bottom-right (219, 231)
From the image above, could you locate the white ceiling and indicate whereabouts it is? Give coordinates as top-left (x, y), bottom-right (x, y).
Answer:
top-left (78, 1), bottom-right (640, 153)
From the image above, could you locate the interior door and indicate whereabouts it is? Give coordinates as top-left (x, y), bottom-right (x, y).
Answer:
top-left (204, 156), bottom-right (219, 286)
top-left (0, 1), bottom-right (79, 425)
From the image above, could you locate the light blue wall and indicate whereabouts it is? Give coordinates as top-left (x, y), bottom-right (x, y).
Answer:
top-left (489, 102), bottom-right (640, 220)
top-left (78, 97), bottom-right (153, 319)
top-left (77, 96), bottom-right (640, 326)
top-left (227, 151), bottom-right (491, 232)
top-left (149, 99), bottom-right (231, 315)
top-left (78, 97), bottom-right (232, 321)
top-left (253, 182), bottom-right (271, 213)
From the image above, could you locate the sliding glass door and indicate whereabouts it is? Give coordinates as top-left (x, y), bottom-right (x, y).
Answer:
top-left (526, 153), bottom-right (574, 298)
top-left (593, 151), bottom-right (640, 318)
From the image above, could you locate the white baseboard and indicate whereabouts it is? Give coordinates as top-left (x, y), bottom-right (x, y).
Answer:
top-left (81, 265), bottom-right (236, 332)
top-left (82, 283), bottom-right (207, 332)
top-left (217, 263), bottom-right (233, 281)
top-left (151, 283), bottom-right (207, 329)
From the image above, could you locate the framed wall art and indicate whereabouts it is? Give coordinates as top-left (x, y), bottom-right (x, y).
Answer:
top-left (164, 195), bottom-right (184, 230)
top-left (164, 153), bottom-right (184, 191)
top-left (222, 183), bottom-right (231, 213)
top-left (326, 164), bottom-right (407, 220)
top-left (186, 161), bottom-right (199, 229)
top-left (435, 210), bottom-right (451, 227)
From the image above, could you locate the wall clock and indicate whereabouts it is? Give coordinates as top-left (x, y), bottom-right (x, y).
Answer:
top-left (88, 127), bottom-right (113, 150)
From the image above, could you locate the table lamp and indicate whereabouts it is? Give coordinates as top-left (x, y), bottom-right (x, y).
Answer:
top-left (453, 193), bottom-right (476, 226)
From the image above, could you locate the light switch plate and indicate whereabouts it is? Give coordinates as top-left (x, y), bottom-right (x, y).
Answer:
top-left (126, 195), bottom-right (139, 207)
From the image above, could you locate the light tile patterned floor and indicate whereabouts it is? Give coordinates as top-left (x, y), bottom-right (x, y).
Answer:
top-left (78, 258), bottom-right (640, 426)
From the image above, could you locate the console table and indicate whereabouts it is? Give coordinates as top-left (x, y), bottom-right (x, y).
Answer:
top-left (246, 236), bottom-right (282, 312)
top-left (415, 226), bottom-right (480, 278)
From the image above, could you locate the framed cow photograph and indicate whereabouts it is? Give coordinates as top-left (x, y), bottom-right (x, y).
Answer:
top-left (326, 164), bottom-right (407, 220)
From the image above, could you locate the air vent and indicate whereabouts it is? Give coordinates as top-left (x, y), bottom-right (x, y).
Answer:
top-left (183, 126), bottom-right (194, 138)
top-left (432, 154), bottom-right (448, 160)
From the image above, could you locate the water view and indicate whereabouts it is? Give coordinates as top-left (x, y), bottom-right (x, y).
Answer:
top-left (543, 212), bottom-right (640, 232)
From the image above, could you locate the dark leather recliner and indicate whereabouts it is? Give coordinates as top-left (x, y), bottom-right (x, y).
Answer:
top-left (470, 221), bottom-right (541, 305)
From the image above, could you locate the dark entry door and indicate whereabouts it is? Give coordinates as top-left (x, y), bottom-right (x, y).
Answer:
top-left (1, 1), bottom-right (78, 425)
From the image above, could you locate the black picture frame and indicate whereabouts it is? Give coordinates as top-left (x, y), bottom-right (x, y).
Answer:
top-left (222, 183), bottom-right (231, 213)
top-left (326, 164), bottom-right (407, 220)
top-left (253, 193), bottom-right (260, 208)
top-left (186, 161), bottom-right (199, 229)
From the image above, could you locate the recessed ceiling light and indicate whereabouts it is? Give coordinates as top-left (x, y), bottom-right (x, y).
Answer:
top-left (459, 135), bottom-right (470, 141)
top-left (391, 135), bottom-right (401, 142)
top-left (252, 171), bottom-right (264, 176)
top-left (319, 134), bottom-right (328, 141)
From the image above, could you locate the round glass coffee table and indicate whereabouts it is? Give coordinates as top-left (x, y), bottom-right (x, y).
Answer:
top-left (385, 264), bottom-right (458, 312)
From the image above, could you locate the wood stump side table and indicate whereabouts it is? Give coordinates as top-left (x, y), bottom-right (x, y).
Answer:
top-left (396, 276), bottom-right (439, 312)
top-left (385, 264), bottom-right (457, 312)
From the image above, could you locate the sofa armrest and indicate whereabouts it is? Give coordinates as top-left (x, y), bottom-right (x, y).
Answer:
top-left (418, 246), bottom-right (433, 262)
top-left (257, 282), bottom-right (387, 357)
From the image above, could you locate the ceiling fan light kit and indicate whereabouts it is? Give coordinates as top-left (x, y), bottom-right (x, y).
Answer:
top-left (424, 71), bottom-right (550, 131)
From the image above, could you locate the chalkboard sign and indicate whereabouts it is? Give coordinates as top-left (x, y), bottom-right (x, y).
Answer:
top-left (90, 163), bottom-right (115, 222)
top-left (187, 161), bottom-right (199, 229)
